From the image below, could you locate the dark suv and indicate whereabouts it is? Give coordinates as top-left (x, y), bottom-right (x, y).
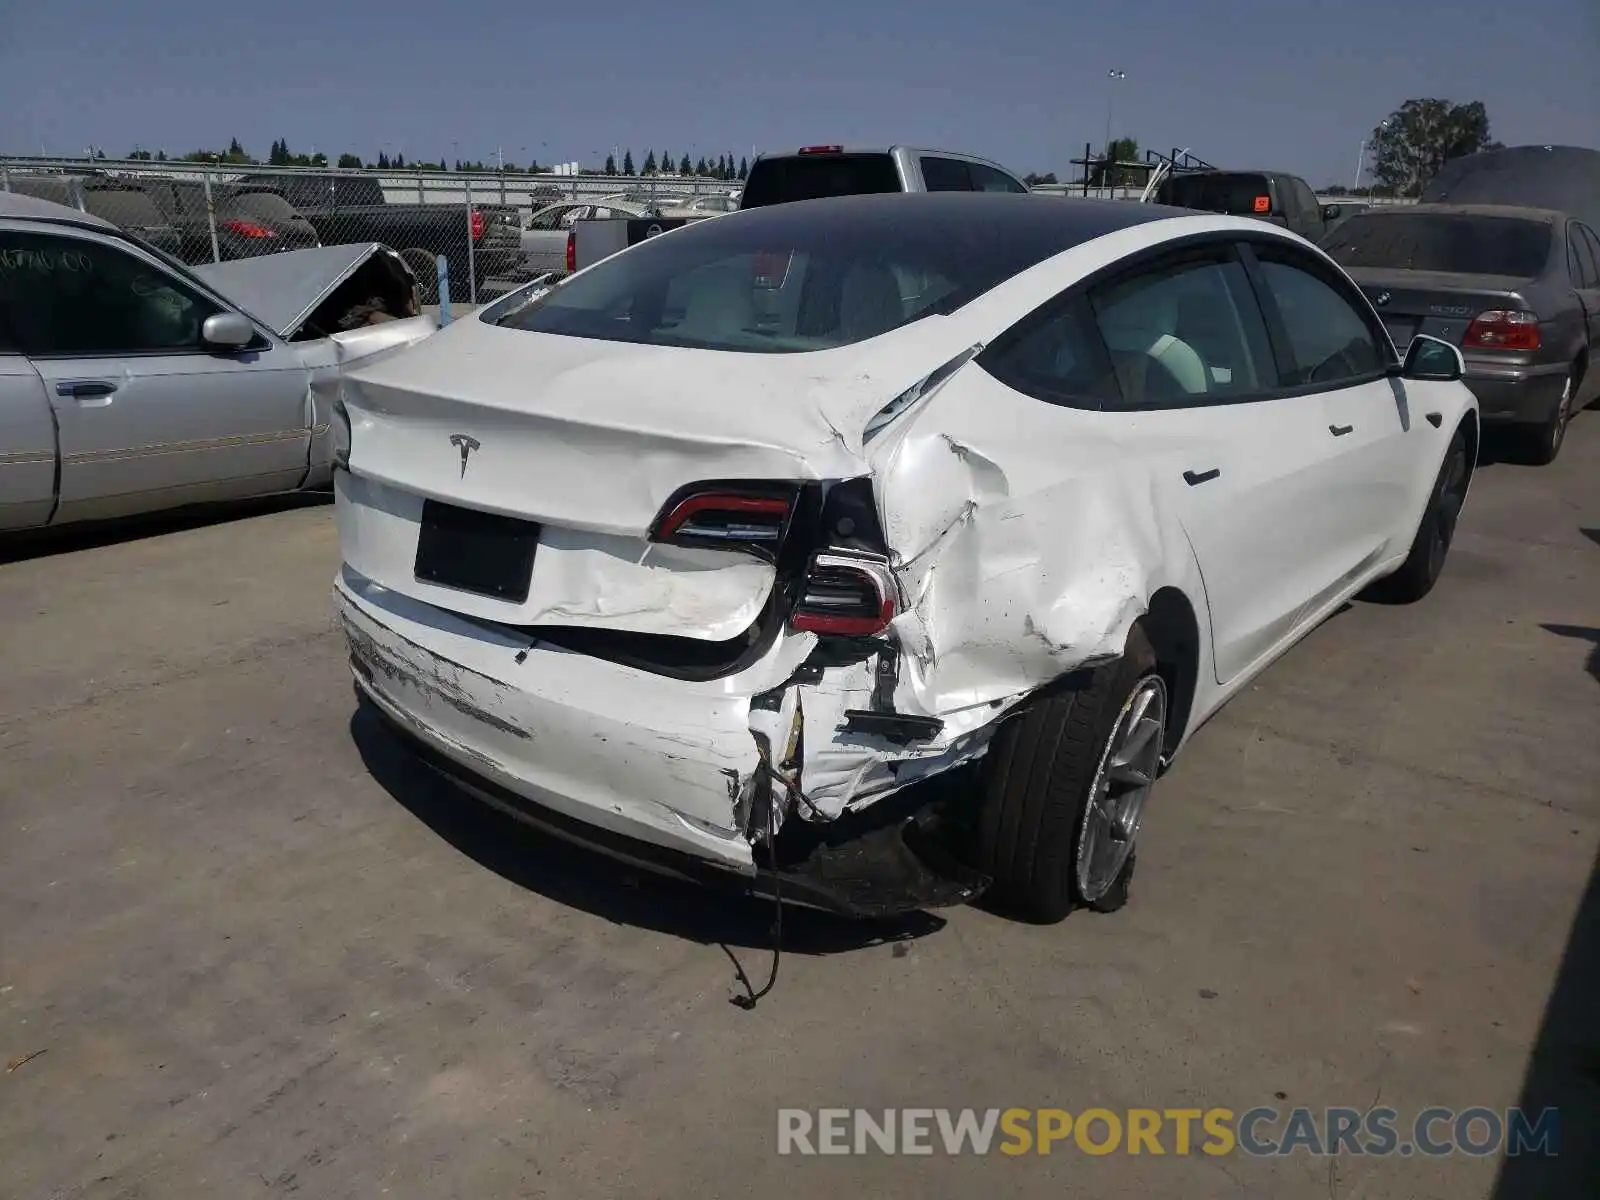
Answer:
top-left (1154, 169), bottom-right (1329, 240)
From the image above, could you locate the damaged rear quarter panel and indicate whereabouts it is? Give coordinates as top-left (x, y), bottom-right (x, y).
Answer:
top-left (867, 361), bottom-right (1208, 718)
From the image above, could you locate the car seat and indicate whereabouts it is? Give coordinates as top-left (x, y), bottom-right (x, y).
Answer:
top-left (1096, 280), bottom-right (1210, 403)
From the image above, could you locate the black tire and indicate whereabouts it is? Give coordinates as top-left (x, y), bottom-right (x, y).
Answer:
top-left (1525, 367), bottom-right (1578, 466)
top-left (974, 625), bottom-right (1162, 923)
top-left (399, 248), bottom-right (440, 304)
top-left (1364, 421), bottom-right (1471, 604)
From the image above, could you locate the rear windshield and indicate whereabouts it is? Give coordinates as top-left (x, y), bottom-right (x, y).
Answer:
top-left (1320, 213), bottom-right (1552, 277)
top-left (1158, 173), bottom-right (1275, 215)
top-left (226, 191), bottom-right (303, 223)
top-left (739, 154), bottom-right (902, 209)
top-left (493, 195), bottom-right (1085, 353)
top-left (253, 174), bottom-right (384, 207)
top-left (82, 187), bottom-right (165, 229)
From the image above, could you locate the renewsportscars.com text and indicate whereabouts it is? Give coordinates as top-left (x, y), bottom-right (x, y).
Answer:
top-left (776, 1106), bottom-right (1560, 1157)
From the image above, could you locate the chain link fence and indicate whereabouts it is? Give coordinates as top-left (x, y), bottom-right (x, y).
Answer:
top-left (0, 157), bottom-right (744, 305)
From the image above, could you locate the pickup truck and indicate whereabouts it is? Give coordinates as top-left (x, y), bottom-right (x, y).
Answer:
top-left (245, 173), bottom-right (523, 301)
top-left (569, 144), bottom-right (1030, 273)
top-left (1152, 169), bottom-right (1331, 241)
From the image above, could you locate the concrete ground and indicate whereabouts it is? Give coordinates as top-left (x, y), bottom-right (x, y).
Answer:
top-left (2, 420), bottom-right (1596, 1200)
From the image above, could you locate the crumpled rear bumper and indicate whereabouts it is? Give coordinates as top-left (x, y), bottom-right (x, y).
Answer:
top-left (336, 566), bottom-right (764, 873)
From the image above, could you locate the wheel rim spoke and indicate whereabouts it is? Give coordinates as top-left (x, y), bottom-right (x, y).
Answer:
top-left (1076, 677), bottom-right (1167, 901)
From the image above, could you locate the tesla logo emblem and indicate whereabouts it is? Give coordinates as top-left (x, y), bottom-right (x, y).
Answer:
top-left (449, 433), bottom-right (480, 477)
top-left (1374, 291), bottom-right (1392, 307)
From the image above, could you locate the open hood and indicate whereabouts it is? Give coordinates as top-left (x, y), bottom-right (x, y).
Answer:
top-left (194, 242), bottom-right (399, 340)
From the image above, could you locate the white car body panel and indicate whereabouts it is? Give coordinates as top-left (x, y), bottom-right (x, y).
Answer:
top-left (332, 206), bottom-right (1478, 868)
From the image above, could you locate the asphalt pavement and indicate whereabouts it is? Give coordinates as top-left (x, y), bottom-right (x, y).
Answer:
top-left (1, 419), bottom-right (1596, 1199)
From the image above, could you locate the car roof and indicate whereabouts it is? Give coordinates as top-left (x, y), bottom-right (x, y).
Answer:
top-left (1354, 202), bottom-right (1568, 223)
top-left (0, 189), bottom-right (119, 230)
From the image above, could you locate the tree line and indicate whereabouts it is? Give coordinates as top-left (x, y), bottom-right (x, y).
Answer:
top-left (120, 138), bottom-right (750, 179)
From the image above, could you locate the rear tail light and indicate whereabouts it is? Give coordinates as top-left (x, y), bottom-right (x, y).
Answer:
top-left (790, 551), bottom-right (896, 637)
top-left (470, 208), bottom-right (486, 240)
top-left (565, 229), bottom-right (576, 273)
top-left (223, 218), bottom-right (276, 238)
top-left (650, 486), bottom-right (796, 560)
top-left (797, 145), bottom-right (843, 155)
top-left (1463, 309), bottom-right (1541, 351)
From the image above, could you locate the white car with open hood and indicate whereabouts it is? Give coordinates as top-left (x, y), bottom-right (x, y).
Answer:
top-left (332, 192), bottom-right (1478, 921)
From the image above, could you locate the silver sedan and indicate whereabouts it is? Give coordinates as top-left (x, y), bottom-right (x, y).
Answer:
top-left (0, 192), bottom-right (437, 533)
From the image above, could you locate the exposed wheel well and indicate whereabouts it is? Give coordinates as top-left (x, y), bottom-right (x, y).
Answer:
top-left (1142, 587), bottom-right (1202, 758)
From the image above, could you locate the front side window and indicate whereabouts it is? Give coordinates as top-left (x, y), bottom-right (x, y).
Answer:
top-left (1086, 254), bottom-right (1279, 408)
top-left (1250, 252), bottom-right (1388, 386)
top-left (0, 232), bottom-right (221, 357)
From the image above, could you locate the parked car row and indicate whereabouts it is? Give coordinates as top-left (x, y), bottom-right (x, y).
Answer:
top-left (4, 169), bottom-right (524, 301)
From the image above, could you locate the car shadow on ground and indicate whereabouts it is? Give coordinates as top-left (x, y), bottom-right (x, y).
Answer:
top-left (348, 702), bottom-right (946, 963)
top-left (1491, 845), bottom-right (1600, 1197)
top-left (0, 491), bottom-right (331, 564)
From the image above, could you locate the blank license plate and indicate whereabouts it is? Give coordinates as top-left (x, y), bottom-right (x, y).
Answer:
top-left (413, 499), bottom-right (539, 603)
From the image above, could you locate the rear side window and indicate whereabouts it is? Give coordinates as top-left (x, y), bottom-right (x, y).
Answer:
top-left (739, 155), bottom-right (901, 208)
top-left (979, 296), bottom-right (1122, 408)
top-left (1320, 213), bottom-right (1552, 278)
top-left (969, 162), bottom-right (1029, 193)
top-left (1569, 224), bottom-right (1600, 288)
top-left (1159, 174), bottom-right (1275, 216)
top-left (1088, 255), bottom-right (1279, 407)
top-left (920, 157), bottom-right (972, 191)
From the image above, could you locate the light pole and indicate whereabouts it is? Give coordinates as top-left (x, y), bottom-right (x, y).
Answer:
top-left (1104, 69), bottom-right (1127, 159)
top-left (1353, 119), bottom-right (1389, 193)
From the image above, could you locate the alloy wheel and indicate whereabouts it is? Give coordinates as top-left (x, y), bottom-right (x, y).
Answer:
top-left (1075, 674), bottom-right (1168, 902)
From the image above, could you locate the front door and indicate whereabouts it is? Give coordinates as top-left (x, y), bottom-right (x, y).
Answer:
top-left (0, 226), bottom-right (312, 524)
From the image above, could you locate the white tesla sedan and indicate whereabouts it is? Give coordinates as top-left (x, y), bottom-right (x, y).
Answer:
top-left (332, 192), bottom-right (1478, 922)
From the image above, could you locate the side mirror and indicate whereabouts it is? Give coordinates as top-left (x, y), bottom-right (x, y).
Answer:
top-left (201, 312), bottom-right (256, 350)
top-left (1400, 334), bottom-right (1465, 382)
top-left (1322, 204), bottom-right (1341, 221)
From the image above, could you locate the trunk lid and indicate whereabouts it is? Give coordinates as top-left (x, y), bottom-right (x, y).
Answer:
top-left (335, 311), bottom-right (962, 641)
top-left (1344, 268), bottom-right (1533, 350)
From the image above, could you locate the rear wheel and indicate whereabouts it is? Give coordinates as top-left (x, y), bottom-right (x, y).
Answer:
top-left (399, 248), bottom-right (439, 304)
top-left (1526, 368), bottom-right (1577, 465)
top-left (1364, 422), bottom-right (1470, 604)
top-left (974, 626), bottom-right (1167, 923)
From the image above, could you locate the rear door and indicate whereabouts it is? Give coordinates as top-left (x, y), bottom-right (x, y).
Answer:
top-left (976, 239), bottom-right (1336, 684)
top-left (0, 225), bottom-right (313, 524)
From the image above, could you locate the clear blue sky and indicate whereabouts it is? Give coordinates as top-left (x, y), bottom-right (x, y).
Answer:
top-left (2, 0), bottom-right (1596, 186)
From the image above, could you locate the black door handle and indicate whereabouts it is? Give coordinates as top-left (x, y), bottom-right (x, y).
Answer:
top-left (1329, 423), bottom-right (1354, 436)
top-left (1183, 468), bottom-right (1221, 486)
top-left (56, 381), bottom-right (118, 398)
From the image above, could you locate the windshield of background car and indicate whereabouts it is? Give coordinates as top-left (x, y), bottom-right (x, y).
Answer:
top-left (739, 154), bottom-right (902, 208)
top-left (1158, 174), bottom-right (1275, 215)
top-left (1320, 213), bottom-right (1552, 277)
top-left (493, 195), bottom-right (1090, 353)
